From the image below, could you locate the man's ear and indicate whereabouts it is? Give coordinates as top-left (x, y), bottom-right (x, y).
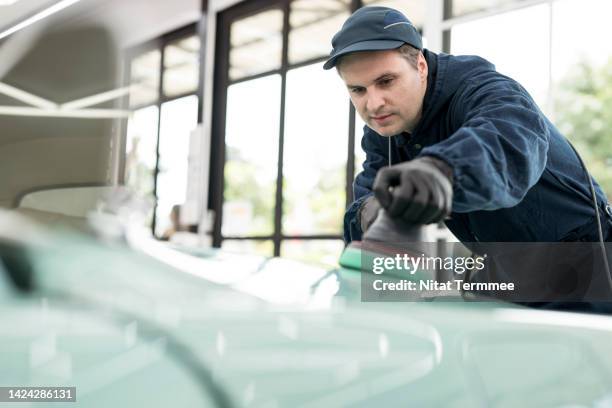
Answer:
top-left (418, 52), bottom-right (428, 81)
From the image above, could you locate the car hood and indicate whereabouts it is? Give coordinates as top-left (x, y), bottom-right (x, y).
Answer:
top-left (2, 211), bottom-right (612, 407)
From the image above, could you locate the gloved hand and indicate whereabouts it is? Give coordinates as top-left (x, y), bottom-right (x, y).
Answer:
top-left (373, 156), bottom-right (453, 225)
top-left (358, 195), bottom-right (381, 233)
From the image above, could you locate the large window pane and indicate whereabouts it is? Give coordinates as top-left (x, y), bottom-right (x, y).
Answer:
top-left (223, 75), bottom-right (281, 237)
top-left (288, 0), bottom-right (350, 65)
top-left (448, 0), bottom-right (528, 18)
top-left (551, 0), bottom-right (612, 86)
top-left (362, 0), bottom-right (426, 27)
top-left (450, 4), bottom-right (550, 111)
top-left (283, 63), bottom-right (348, 235)
top-left (129, 50), bottom-right (161, 108)
top-left (281, 239), bottom-right (345, 267)
top-left (551, 0), bottom-right (612, 199)
top-left (156, 95), bottom-right (198, 236)
top-left (125, 106), bottom-right (159, 199)
top-left (230, 9), bottom-right (283, 81)
top-left (163, 35), bottom-right (200, 98)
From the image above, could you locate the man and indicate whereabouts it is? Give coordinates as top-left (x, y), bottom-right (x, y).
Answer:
top-left (324, 6), bottom-right (612, 245)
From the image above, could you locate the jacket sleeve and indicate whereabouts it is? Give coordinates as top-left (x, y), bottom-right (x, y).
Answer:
top-left (420, 74), bottom-right (550, 213)
top-left (343, 127), bottom-right (389, 243)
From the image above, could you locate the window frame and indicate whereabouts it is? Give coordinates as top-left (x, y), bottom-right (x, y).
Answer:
top-left (211, 0), bottom-right (366, 257)
top-left (122, 23), bottom-right (203, 236)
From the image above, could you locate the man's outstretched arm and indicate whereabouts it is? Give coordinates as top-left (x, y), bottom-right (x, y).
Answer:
top-left (421, 74), bottom-right (550, 213)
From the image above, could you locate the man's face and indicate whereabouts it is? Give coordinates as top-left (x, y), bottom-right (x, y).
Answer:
top-left (338, 49), bottom-right (428, 136)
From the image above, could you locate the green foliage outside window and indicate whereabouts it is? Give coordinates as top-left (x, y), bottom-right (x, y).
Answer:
top-left (224, 147), bottom-right (276, 236)
top-left (555, 58), bottom-right (612, 199)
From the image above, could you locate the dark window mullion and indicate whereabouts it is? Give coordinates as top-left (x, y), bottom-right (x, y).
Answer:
top-left (228, 68), bottom-right (283, 86)
top-left (346, 102), bottom-right (356, 207)
top-left (443, 0), bottom-right (453, 20)
top-left (130, 90), bottom-right (196, 112)
top-left (118, 53), bottom-right (133, 186)
top-left (210, 8), bottom-right (232, 248)
top-left (222, 236), bottom-right (274, 241)
top-left (273, 0), bottom-right (291, 257)
top-left (229, 53), bottom-right (350, 88)
top-left (160, 91), bottom-right (198, 104)
top-left (285, 54), bottom-right (329, 72)
top-left (151, 45), bottom-right (165, 236)
top-left (345, 0), bottom-right (361, 212)
top-left (281, 235), bottom-right (343, 240)
top-left (227, 54), bottom-right (334, 87)
top-left (223, 234), bottom-right (343, 240)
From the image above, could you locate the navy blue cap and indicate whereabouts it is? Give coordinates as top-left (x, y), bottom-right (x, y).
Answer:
top-left (323, 6), bottom-right (422, 70)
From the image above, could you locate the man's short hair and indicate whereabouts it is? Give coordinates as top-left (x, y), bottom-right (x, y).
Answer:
top-left (397, 43), bottom-right (421, 69)
top-left (336, 43), bottom-right (422, 72)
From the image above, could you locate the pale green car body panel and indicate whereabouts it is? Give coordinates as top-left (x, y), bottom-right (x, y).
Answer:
top-left (1, 218), bottom-right (612, 408)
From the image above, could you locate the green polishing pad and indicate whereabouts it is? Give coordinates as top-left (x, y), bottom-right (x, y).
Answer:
top-left (338, 243), bottom-right (362, 271)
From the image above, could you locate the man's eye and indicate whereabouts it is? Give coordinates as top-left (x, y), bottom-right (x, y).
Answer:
top-left (379, 78), bottom-right (393, 86)
top-left (351, 88), bottom-right (365, 95)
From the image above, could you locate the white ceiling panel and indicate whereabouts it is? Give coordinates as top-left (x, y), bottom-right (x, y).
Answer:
top-left (0, 0), bottom-right (201, 49)
top-left (0, 0), bottom-right (61, 31)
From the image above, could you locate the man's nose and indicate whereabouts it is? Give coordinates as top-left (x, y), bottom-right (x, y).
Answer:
top-left (366, 89), bottom-right (385, 113)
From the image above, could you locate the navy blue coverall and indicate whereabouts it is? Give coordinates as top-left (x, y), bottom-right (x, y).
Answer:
top-left (345, 49), bottom-right (612, 244)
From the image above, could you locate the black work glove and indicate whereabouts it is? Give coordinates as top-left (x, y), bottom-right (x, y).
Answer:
top-left (373, 156), bottom-right (453, 225)
top-left (358, 195), bottom-right (381, 233)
